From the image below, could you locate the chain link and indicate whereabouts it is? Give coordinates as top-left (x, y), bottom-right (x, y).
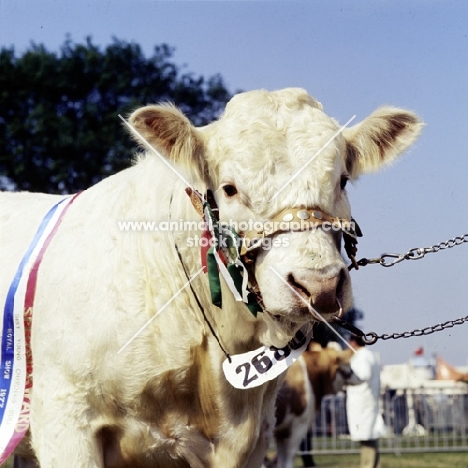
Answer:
top-left (361, 315), bottom-right (468, 345)
top-left (353, 234), bottom-right (468, 269)
top-left (334, 315), bottom-right (468, 345)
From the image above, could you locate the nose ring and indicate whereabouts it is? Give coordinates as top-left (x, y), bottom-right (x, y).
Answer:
top-left (334, 298), bottom-right (343, 319)
top-left (308, 298), bottom-right (343, 321)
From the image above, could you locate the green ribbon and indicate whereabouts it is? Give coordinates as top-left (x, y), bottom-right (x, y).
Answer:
top-left (207, 245), bottom-right (222, 308)
top-left (203, 202), bottom-right (262, 317)
top-left (227, 262), bottom-right (262, 317)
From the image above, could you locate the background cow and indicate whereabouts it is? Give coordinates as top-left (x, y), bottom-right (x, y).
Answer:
top-left (271, 342), bottom-right (360, 468)
top-left (1, 88), bottom-right (423, 467)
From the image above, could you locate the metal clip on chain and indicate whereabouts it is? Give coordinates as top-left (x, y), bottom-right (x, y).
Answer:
top-left (332, 317), bottom-right (379, 344)
top-left (351, 234), bottom-right (468, 269)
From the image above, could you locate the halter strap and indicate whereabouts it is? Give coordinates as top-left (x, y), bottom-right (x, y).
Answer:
top-left (239, 206), bottom-right (359, 256)
top-left (185, 188), bottom-right (362, 316)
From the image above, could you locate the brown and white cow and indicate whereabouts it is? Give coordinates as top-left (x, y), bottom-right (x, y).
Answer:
top-left (273, 342), bottom-right (360, 468)
top-left (0, 88), bottom-right (422, 467)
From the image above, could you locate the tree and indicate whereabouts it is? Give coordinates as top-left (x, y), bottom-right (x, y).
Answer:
top-left (0, 38), bottom-right (233, 193)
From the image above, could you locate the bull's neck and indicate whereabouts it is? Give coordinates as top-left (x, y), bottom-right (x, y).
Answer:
top-left (129, 157), bottom-right (263, 357)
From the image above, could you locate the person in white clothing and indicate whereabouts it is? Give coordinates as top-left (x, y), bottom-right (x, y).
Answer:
top-left (346, 335), bottom-right (386, 468)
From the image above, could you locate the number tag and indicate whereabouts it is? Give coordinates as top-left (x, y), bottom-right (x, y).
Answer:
top-left (222, 326), bottom-right (313, 389)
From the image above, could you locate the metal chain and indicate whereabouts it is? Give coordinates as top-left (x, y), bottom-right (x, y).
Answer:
top-left (334, 315), bottom-right (468, 345)
top-left (338, 234), bottom-right (468, 343)
top-left (352, 234), bottom-right (468, 269)
top-left (361, 316), bottom-right (468, 345)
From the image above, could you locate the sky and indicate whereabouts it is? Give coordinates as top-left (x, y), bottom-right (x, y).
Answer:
top-left (1, 0), bottom-right (467, 367)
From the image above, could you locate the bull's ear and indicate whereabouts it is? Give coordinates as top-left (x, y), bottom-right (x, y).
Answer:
top-left (343, 107), bottom-right (424, 179)
top-left (128, 104), bottom-right (207, 181)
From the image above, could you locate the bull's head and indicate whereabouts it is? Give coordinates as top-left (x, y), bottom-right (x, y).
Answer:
top-left (304, 343), bottom-right (361, 402)
top-left (128, 88), bottom-right (423, 348)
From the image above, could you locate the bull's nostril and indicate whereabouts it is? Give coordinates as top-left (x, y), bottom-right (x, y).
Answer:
top-left (287, 273), bottom-right (310, 298)
top-left (285, 268), bottom-right (348, 315)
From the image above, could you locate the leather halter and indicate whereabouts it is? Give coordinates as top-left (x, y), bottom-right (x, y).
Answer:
top-left (236, 205), bottom-right (362, 307)
top-left (238, 206), bottom-right (361, 260)
top-left (186, 187), bottom-right (362, 278)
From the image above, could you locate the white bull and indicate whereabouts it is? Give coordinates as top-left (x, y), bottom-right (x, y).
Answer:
top-left (0, 88), bottom-right (423, 467)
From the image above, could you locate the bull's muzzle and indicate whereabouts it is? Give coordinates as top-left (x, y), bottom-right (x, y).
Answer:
top-left (287, 268), bottom-right (347, 317)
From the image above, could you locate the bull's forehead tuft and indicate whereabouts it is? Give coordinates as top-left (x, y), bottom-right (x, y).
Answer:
top-left (224, 88), bottom-right (323, 119)
top-left (208, 88), bottom-right (340, 161)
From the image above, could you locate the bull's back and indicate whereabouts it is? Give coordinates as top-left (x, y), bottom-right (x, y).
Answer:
top-left (0, 192), bottom-right (64, 303)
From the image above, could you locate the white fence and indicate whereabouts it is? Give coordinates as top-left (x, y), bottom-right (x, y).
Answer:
top-left (300, 384), bottom-right (468, 456)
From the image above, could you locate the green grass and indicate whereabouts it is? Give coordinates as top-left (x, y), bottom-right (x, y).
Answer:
top-left (296, 452), bottom-right (468, 468)
top-left (6, 451), bottom-right (468, 467)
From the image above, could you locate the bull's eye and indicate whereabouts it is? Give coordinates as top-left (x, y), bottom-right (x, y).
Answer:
top-left (340, 175), bottom-right (349, 190)
top-left (222, 184), bottom-right (238, 197)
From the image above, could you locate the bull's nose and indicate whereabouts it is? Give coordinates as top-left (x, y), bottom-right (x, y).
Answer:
top-left (287, 269), bottom-right (346, 314)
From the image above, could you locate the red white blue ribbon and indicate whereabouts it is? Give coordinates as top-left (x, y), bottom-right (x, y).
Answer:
top-left (0, 193), bottom-right (79, 462)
